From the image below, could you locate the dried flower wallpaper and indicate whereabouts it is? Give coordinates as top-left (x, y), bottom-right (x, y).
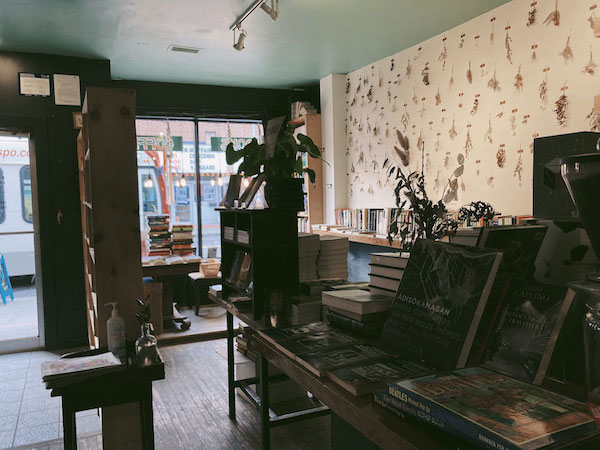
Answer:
top-left (343, 0), bottom-right (600, 215)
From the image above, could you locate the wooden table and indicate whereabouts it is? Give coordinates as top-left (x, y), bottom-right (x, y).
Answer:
top-left (142, 262), bottom-right (220, 329)
top-left (46, 350), bottom-right (165, 450)
top-left (208, 293), bottom-right (452, 450)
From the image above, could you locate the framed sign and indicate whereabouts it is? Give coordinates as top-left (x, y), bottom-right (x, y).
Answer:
top-left (19, 73), bottom-right (51, 97)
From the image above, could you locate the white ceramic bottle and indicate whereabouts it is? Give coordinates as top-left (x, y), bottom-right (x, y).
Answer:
top-left (105, 302), bottom-right (126, 358)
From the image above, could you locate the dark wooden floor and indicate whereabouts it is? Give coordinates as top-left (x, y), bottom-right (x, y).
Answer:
top-left (12, 339), bottom-right (332, 450)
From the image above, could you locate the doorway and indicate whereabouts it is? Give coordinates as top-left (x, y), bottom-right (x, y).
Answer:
top-left (0, 133), bottom-right (43, 352)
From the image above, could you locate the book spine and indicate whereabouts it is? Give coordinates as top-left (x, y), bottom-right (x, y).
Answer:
top-left (385, 383), bottom-right (518, 450)
top-left (327, 310), bottom-right (366, 336)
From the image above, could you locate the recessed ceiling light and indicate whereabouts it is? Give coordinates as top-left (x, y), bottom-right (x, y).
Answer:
top-left (168, 45), bottom-right (202, 54)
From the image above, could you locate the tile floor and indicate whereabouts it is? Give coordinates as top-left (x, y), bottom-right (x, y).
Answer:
top-left (0, 284), bottom-right (38, 341)
top-left (0, 350), bottom-right (102, 449)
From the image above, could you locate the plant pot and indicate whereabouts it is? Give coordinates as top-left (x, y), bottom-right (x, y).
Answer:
top-left (264, 178), bottom-right (304, 210)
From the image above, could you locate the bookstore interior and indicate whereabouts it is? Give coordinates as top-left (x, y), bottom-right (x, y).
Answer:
top-left (5, 1), bottom-right (600, 449)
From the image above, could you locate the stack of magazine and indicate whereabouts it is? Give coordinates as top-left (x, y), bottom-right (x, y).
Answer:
top-left (42, 352), bottom-right (123, 389)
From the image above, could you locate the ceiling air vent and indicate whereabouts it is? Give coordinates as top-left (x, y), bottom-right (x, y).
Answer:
top-left (168, 45), bottom-right (201, 54)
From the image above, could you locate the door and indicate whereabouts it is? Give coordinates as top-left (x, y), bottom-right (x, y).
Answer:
top-left (0, 133), bottom-right (43, 352)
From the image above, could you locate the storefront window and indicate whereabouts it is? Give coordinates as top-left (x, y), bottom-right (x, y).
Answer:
top-left (136, 117), bottom-right (263, 259)
top-left (136, 118), bottom-right (198, 257)
top-left (198, 120), bottom-right (263, 258)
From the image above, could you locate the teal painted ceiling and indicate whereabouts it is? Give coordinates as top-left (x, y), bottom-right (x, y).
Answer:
top-left (0, 0), bottom-right (511, 89)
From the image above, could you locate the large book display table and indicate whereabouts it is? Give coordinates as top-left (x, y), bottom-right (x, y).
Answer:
top-left (208, 293), bottom-right (450, 449)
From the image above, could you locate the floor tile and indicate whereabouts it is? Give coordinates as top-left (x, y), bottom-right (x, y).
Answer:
top-left (17, 408), bottom-right (60, 428)
top-left (0, 388), bottom-right (24, 404)
top-left (13, 423), bottom-right (59, 446)
top-left (75, 414), bottom-right (102, 434)
top-left (20, 396), bottom-right (61, 414)
top-left (0, 413), bottom-right (18, 432)
top-left (22, 385), bottom-right (50, 400)
top-left (0, 401), bottom-right (21, 418)
top-left (0, 429), bottom-right (14, 448)
top-left (0, 378), bottom-right (26, 392)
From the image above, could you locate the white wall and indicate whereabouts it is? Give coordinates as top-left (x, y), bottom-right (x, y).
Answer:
top-left (324, 0), bottom-right (600, 216)
top-left (320, 74), bottom-right (348, 223)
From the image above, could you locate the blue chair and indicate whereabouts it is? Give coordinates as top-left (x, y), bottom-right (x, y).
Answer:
top-left (0, 254), bottom-right (14, 305)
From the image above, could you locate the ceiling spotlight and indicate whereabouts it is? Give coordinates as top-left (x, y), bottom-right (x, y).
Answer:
top-left (179, 175), bottom-right (186, 187)
top-left (233, 26), bottom-right (247, 51)
top-left (260, 0), bottom-right (279, 21)
top-left (217, 175), bottom-right (224, 186)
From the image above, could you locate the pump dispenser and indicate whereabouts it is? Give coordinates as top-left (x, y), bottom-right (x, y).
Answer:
top-left (105, 302), bottom-right (126, 358)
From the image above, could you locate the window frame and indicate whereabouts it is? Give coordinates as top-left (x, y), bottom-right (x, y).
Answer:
top-left (19, 165), bottom-right (32, 224)
top-left (0, 167), bottom-right (5, 224)
top-left (136, 116), bottom-right (264, 257)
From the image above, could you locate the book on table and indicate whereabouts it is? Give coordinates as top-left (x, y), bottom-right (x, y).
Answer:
top-left (322, 289), bottom-right (393, 315)
top-left (369, 264), bottom-right (405, 280)
top-left (42, 352), bottom-right (123, 387)
top-left (328, 356), bottom-right (435, 396)
top-left (480, 279), bottom-right (575, 385)
top-left (380, 239), bottom-right (502, 370)
top-left (369, 252), bottom-right (410, 268)
top-left (385, 367), bottom-right (598, 450)
top-left (368, 274), bottom-right (400, 293)
top-left (299, 344), bottom-right (391, 377)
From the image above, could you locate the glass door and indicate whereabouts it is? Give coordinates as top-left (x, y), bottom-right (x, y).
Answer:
top-left (0, 133), bottom-right (43, 352)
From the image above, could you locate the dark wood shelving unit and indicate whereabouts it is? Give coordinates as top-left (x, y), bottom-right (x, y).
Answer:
top-left (219, 208), bottom-right (299, 320)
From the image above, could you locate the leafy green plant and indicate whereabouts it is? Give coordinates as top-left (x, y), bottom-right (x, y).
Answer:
top-left (225, 124), bottom-right (323, 184)
top-left (387, 170), bottom-right (457, 251)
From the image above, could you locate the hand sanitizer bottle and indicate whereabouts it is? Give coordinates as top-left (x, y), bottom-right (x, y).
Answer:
top-left (105, 302), bottom-right (126, 359)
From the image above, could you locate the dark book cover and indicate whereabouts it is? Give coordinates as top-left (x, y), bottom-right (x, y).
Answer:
top-left (477, 225), bottom-right (547, 280)
top-left (258, 322), bottom-right (330, 344)
top-left (298, 343), bottom-right (390, 377)
top-left (326, 310), bottom-right (385, 337)
top-left (387, 367), bottom-right (597, 450)
top-left (278, 330), bottom-right (357, 357)
top-left (328, 356), bottom-right (434, 396)
top-left (381, 240), bottom-right (502, 369)
top-left (481, 280), bottom-right (574, 385)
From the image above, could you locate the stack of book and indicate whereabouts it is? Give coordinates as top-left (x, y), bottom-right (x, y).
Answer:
top-left (42, 352), bottom-right (123, 389)
top-left (291, 294), bottom-right (322, 325)
top-left (368, 252), bottom-right (409, 297)
top-left (146, 215), bottom-right (171, 257)
top-left (298, 232), bottom-right (320, 282)
top-left (223, 225), bottom-right (234, 241)
top-left (322, 289), bottom-right (392, 338)
top-left (170, 223), bottom-right (194, 256)
top-left (318, 235), bottom-right (349, 280)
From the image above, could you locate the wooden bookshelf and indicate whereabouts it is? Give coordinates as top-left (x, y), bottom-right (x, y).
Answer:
top-left (313, 229), bottom-right (400, 248)
top-left (219, 209), bottom-right (299, 320)
top-left (291, 114), bottom-right (323, 231)
top-left (77, 87), bottom-right (143, 348)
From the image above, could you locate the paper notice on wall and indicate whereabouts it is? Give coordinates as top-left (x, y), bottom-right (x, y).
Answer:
top-left (19, 73), bottom-right (50, 97)
top-left (264, 116), bottom-right (285, 159)
top-left (53, 74), bottom-right (81, 106)
top-left (594, 18), bottom-right (600, 38)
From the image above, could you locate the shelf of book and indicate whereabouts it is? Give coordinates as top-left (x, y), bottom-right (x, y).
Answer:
top-left (220, 209), bottom-right (299, 319)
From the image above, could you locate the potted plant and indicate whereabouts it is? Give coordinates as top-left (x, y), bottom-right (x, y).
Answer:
top-left (387, 170), bottom-right (458, 251)
top-left (225, 122), bottom-right (322, 210)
